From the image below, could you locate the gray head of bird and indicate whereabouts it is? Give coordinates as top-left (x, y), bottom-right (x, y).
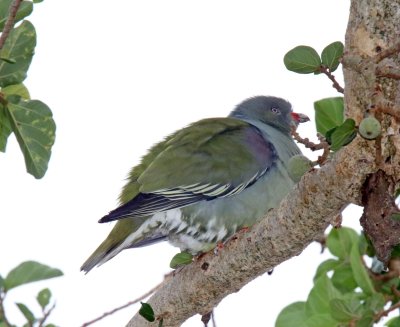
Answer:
top-left (229, 96), bottom-right (309, 134)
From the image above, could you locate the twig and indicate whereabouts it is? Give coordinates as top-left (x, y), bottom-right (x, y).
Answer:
top-left (391, 285), bottom-right (400, 298)
top-left (319, 65), bottom-right (345, 94)
top-left (0, 0), bottom-right (23, 51)
top-left (316, 133), bottom-right (330, 165)
top-left (375, 42), bottom-right (400, 63)
top-left (0, 293), bottom-right (12, 327)
top-left (291, 129), bottom-right (325, 151)
top-left (37, 303), bottom-right (56, 327)
top-left (372, 106), bottom-right (400, 123)
top-left (0, 93), bottom-right (7, 106)
top-left (370, 270), bottom-right (398, 282)
top-left (376, 63), bottom-right (400, 80)
top-left (212, 310), bottom-right (217, 327)
top-left (201, 311), bottom-right (212, 326)
top-left (377, 72), bottom-right (400, 79)
top-left (375, 301), bottom-right (400, 321)
top-left (291, 129), bottom-right (330, 165)
top-left (80, 280), bottom-right (164, 327)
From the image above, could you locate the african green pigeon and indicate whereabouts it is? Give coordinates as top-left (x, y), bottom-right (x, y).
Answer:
top-left (81, 96), bottom-right (309, 272)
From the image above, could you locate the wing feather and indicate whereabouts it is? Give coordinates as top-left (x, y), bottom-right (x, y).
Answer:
top-left (100, 118), bottom-right (277, 223)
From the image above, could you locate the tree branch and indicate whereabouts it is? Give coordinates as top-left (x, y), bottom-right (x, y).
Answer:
top-left (124, 1), bottom-right (400, 325)
top-left (319, 65), bottom-right (345, 94)
top-left (81, 281), bottom-right (165, 326)
top-left (0, 0), bottom-right (23, 51)
top-left (37, 303), bottom-right (56, 327)
top-left (126, 138), bottom-right (379, 327)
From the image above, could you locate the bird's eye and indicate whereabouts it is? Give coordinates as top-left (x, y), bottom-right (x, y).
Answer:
top-left (271, 107), bottom-right (281, 115)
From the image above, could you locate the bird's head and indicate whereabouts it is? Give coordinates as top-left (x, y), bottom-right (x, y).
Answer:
top-left (229, 96), bottom-right (309, 134)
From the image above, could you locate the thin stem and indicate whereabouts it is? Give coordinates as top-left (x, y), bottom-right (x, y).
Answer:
top-left (291, 129), bottom-right (325, 151)
top-left (0, 0), bottom-right (23, 51)
top-left (80, 281), bottom-right (164, 327)
top-left (211, 310), bottom-right (217, 327)
top-left (373, 106), bottom-right (400, 123)
top-left (291, 129), bottom-right (330, 165)
top-left (375, 42), bottom-right (400, 63)
top-left (376, 71), bottom-right (400, 80)
top-left (37, 303), bottom-right (56, 327)
top-left (375, 301), bottom-right (400, 322)
top-left (0, 292), bottom-right (12, 327)
top-left (319, 65), bottom-right (345, 94)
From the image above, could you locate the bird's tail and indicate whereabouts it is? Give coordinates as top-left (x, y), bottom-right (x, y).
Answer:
top-left (81, 218), bottom-right (148, 273)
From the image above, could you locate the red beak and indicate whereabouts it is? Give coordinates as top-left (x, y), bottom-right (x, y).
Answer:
top-left (291, 112), bottom-right (310, 124)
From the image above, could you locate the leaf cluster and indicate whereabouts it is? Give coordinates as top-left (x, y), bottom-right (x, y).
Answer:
top-left (284, 42), bottom-right (343, 74)
top-left (0, 261), bottom-right (63, 327)
top-left (276, 228), bottom-right (400, 327)
top-left (0, 0), bottom-right (55, 179)
top-left (284, 41), bottom-right (359, 152)
top-left (314, 97), bottom-right (357, 152)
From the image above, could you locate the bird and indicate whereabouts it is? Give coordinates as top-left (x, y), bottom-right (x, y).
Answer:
top-left (81, 96), bottom-right (309, 272)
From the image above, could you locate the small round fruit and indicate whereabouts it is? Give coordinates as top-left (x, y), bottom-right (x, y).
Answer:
top-left (287, 155), bottom-right (313, 183)
top-left (359, 117), bottom-right (381, 140)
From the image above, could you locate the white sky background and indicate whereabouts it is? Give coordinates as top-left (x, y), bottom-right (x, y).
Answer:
top-left (1, 0), bottom-right (383, 326)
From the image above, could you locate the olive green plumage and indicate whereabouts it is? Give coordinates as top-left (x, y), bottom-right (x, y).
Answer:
top-left (81, 96), bottom-right (308, 273)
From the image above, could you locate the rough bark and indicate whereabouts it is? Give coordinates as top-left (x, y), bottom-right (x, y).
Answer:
top-left (360, 170), bottom-right (400, 263)
top-left (127, 0), bottom-right (400, 326)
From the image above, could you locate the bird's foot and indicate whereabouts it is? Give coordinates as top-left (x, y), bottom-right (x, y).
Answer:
top-left (238, 226), bottom-right (250, 233)
top-left (213, 242), bottom-right (224, 255)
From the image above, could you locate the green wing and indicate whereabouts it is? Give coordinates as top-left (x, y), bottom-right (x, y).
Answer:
top-left (100, 117), bottom-right (276, 222)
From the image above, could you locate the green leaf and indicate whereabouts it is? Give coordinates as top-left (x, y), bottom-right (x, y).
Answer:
top-left (331, 263), bottom-right (358, 293)
top-left (284, 45), bottom-right (321, 74)
top-left (380, 278), bottom-right (400, 294)
top-left (330, 118), bottom-right (357, 151)
top-left (341, 292), bottom-right (364, 314)
top-left (6, 97), bottom-right (56, 178)
top-left (324, 126), bottom-right (337, 145)
top-left (0, 103), bottom-right (12, 152)
top-left (0, 21), bottom-right (36, 87)
top-left (391, 244), bottom-right (400, 258)
top-left (37, 288), bottom-right (51, 309)
top-left (314, 259), bottom-right (340, 282)
top-left (4, 261), bottom-right (63, 291)
top-left (321, 41), bottom-right (344, 72)
top-left (139, 302), bottom-right (155, 322)
top-left (314, 97), bottom-right (344, 135)
top-left (276, 302), bottom-right (308, 327)
top-left (0, 1), bottom-right (33, 31)
top-left (305, 314), bottom-right (339, 327)
top-left (329, 298), bottom-right (358, 322)
top-left (355, 310), bottom-right (374, 327)
top-left (326, 227), bottom-right (359, 260)
top-left (2, 83), bottom-right (30, 99)
top-left (33, 0), bottom-right (44, 3)
top-left (170, 252), bottom-right (193, 269)
top-left (364, 293), bottom-right (386, 313)
top-left (306, 275), bottom-right (342, 316)
top-left (349, 243), bottom-right (375, 295)
top-left (0, 274), bottom-right (4, 289)
top-left (386, 316), bottom-right (400, 327)
top-left (16, 303), bottom-right (35, 323)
